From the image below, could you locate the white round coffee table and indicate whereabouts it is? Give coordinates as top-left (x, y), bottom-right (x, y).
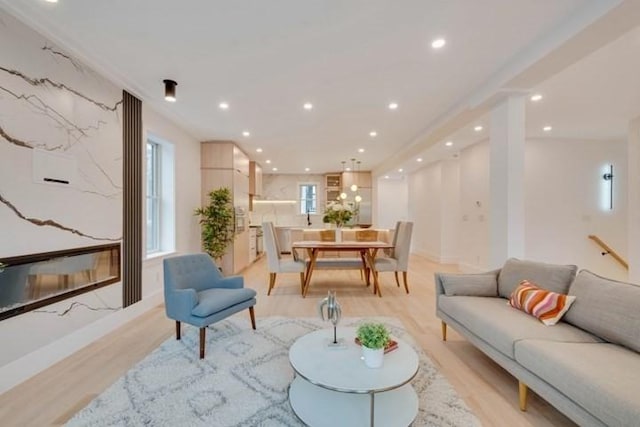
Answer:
top-left (288, 327), bottom-right (419, 427)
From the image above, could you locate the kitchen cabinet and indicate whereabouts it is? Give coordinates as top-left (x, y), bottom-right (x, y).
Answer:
top-left (325, 173), bottom-right (341, 204)
top-left (249, 161), bottom-right (263, 196)
top-left (201, 141), bottom-right (251, 274)
top-left (341, 171), bottom-right (372, 189)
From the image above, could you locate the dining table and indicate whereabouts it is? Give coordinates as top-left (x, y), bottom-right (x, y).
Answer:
top-left (291, 240), bottom-right (394, 298)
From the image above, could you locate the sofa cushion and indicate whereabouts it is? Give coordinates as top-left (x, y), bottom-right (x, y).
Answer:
top-left (564, 270), bottom-right (640, 353)
top-left (439, 273), bottom-right (498, 297)
top-left (515, 340), bottom-right (640, 427)
top-left (438, 296), bottom-right (601, 358)
top-left (498, 258), bottom-right (577, 298)
top-left (508, 280), bottom-right (576, 326)
top-left (192, 288), bottom-right (257, 317)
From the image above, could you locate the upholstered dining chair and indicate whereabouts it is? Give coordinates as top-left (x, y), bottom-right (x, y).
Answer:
top-left (163, 253), bottom-right (257, 359)
top-left (372, 221), bottom-right (414, 293)
top-left (263, 222), bottom-right (306, 295)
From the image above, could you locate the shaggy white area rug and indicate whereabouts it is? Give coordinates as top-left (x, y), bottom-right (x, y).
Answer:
top-left (67, 316), bottom-right (480, 426)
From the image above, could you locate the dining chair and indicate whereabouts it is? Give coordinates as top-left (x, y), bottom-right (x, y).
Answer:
top-left (319, 230), bottom-right (336, 241)
top-left (163, 253), bottom-right (257, 359)
top-left (263, 222), bottom-right (306, 295)
top-left (355, 229), bottom-right (378, 281)
top-left (372, 221), bottom-right (413, 293)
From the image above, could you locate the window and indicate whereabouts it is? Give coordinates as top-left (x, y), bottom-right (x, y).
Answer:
top-left (146, 141), bottom-right (161, 254)
top-left (299, 183), bottom-right (318, 215)
top-left (145, 135), bottom-right (176, 257)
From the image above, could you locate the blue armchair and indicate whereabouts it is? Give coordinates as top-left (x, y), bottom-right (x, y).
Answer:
top-left (163, 253), bottom-right (257, 359)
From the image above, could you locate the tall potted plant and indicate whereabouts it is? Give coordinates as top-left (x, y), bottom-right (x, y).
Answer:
top-left (194, 187), bottom-right (235, 266)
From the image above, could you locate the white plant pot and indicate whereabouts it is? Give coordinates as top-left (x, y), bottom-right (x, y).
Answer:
top-left (362, 345), bottom-right (384, 368)
top-left (335, 228), bottom-right (342, 243)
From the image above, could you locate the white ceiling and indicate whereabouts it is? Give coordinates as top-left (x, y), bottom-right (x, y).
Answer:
top-left (1, 0), bottom-right (636, 176)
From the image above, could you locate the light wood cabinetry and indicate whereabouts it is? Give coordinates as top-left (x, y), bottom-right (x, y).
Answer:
top-left (249, 161), bottom-right (263, 196)
top-left (342, 171), bottom-right (372, 189)
top-left (200, 141), bottom-right (250, 274)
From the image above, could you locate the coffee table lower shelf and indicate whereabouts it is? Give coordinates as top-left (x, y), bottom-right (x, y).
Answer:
top-left (289, 376), bottom-right (418, 427)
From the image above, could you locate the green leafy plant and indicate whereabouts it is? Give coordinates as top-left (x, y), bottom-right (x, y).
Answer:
top-left (322, 201), bottom-right (357, 228)
top-left (194, 187), bottom-right (235, 260)
top-left (356, 322), bottom-right (390, 349)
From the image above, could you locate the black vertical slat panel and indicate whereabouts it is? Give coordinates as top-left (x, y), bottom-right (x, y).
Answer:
top-left (122, 91), bottom-right (142, 307)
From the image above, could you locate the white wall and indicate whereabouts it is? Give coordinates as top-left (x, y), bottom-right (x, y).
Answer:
top-left (525, 138), bottom-right (627, 280)
top-left (404, 137), bottom-right (628, 278)
top-left (376, 177), bottom-right (408, 229)
top-left (141, 106), bottom-right (202, 297)
top-left (458, 141), bottom-right (491, 271)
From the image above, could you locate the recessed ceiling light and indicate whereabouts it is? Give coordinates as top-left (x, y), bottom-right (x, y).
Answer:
top-left (219, 102), bottom-right (229, 110)
top-left (242, 131), bottom-right (251, 137)
top-left (388, 102), bottom-right (399, 110)
top-left (530, 94), bottom-right (543, 102)
top-left (417, 158), bottom-right (423, 162)
top-left (445, 141), bottom-right (453, 147)
top-left (44, 0), bottom-right (58, 3)
top-left (256, 148), bottom-right (263, 153)
top-left (272, 167), bottom-right (278, 171)
top-left (384, 175), bottom-right (390, 179)
top-left (304, 167), bottom-right (310, 172)
top-left (398, 168), bottom-right (403, 173)
top-left (474, 125), bottom-right (483, 132)
top-left (265, 159), bottom-right (271, 164)
top-left (303, 102), bottom-right (313, 110)
top-left (431, 38), bottom-right (446, 49)
top-left (358, 148), bottom-right (365, 153)
top-left (369, 131), bottom-right (377, 137)
top-left (543, 125), bottom-right (552, 132)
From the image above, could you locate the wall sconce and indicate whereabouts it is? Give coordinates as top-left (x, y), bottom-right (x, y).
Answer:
top-left (603, 164), bottom-right (613, 210)
top-left (163, 79), bottom-right (177, 102)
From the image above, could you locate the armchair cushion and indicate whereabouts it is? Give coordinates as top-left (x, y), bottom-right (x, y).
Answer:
top-left (215, 276), bottom-right (244, 289)
top-left (192, 287), bottom-right (257, 318)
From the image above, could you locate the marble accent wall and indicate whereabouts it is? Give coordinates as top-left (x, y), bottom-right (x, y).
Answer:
top-left (252, 174), bottom-right (326, 226)
top-left (0, 12), bottom-right (122, 258)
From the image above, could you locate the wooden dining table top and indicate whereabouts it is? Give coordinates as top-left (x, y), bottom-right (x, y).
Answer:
top-left (291, 241), bottom-right (393, 249)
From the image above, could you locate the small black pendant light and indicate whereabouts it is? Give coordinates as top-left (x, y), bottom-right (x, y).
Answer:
top-left (163, 79), bottom-right (177, 102)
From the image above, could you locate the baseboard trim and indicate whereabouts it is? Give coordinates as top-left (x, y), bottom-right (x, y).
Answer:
top-left (413, 250), bottom-right (457, 265)
top-left (457, 262), bottom-right (488, 273)
top-left (0, 291), bottom-right (163, 394)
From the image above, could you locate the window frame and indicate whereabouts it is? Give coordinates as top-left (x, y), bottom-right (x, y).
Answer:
top-left (298, 182), bottom-right (319, 215)
top-left (146, 140), bottom-right (161, 254)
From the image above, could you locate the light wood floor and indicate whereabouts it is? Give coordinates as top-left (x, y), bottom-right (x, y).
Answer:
top-left (0, 254), bottom-right (576, 427)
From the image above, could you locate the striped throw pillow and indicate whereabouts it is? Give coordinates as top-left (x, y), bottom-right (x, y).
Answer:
top-left (508, 280), bottom-right (577, 326)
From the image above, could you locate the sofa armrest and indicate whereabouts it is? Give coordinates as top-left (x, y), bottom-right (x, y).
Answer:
top-left (215, 275), bottom-right (244, 289)
top-left (165, 288), bottom-right (198, 320)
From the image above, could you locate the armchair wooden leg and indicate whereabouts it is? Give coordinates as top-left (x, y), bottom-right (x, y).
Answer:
top-left (519, 381), bottom-right (528, 411)
top-left (176, 321), bottom-right (181, 340)
top-left (441, 321), bottom-right (447, 341)
top-left (267, 273), bottom-right (277, 296)
top-left (199, 327), bottom-right (206, 359)
top-left (402, 271), bottom-right (409, 294)
top-left (394, 271), bottom-right (400, 287)
top-left (249, 306), bottom-right (256, 330)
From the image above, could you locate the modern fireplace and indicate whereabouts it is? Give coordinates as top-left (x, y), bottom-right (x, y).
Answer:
top-left (0, 243), bottom-right (120, 321)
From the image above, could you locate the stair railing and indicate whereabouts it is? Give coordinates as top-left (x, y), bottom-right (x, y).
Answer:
top-left (587, 235), bottom-right (628, 270)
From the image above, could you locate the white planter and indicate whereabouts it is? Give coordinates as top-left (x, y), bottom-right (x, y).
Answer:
top-left (335, 228), bottom-right (342, 243)
top-left (361, 345), bottom-right (384, 368)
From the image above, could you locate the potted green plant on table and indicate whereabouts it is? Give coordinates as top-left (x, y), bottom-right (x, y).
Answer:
top-left (356, 322), bottom-right (390, 368)
top-left (194, 187), bottom-right (235, 270)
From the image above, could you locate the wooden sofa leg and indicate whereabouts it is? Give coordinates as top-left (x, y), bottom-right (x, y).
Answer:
top-left (519, 381), bottom-right (528, 411)
top-left (267, 273), bottom-right (276, 296)
top-left (249, 306), bottom-right (256, 330)
top-left (176, 321), bottom-right (181, 340)
top-left (199, 327), bottom-right (206, 359)
top-left (441, 321), bottom-right (447, 341)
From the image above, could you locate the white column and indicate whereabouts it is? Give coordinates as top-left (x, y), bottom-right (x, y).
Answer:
top-left (628, 118), bottom-right (640, 282)
top-left (489, 96), bottom-right (526, 268)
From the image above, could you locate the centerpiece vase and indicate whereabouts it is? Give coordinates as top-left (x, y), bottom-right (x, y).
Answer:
top-left (335, 226), bottom-right (342, 243)
top-left (362, 346), bottom-right (384, 368)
